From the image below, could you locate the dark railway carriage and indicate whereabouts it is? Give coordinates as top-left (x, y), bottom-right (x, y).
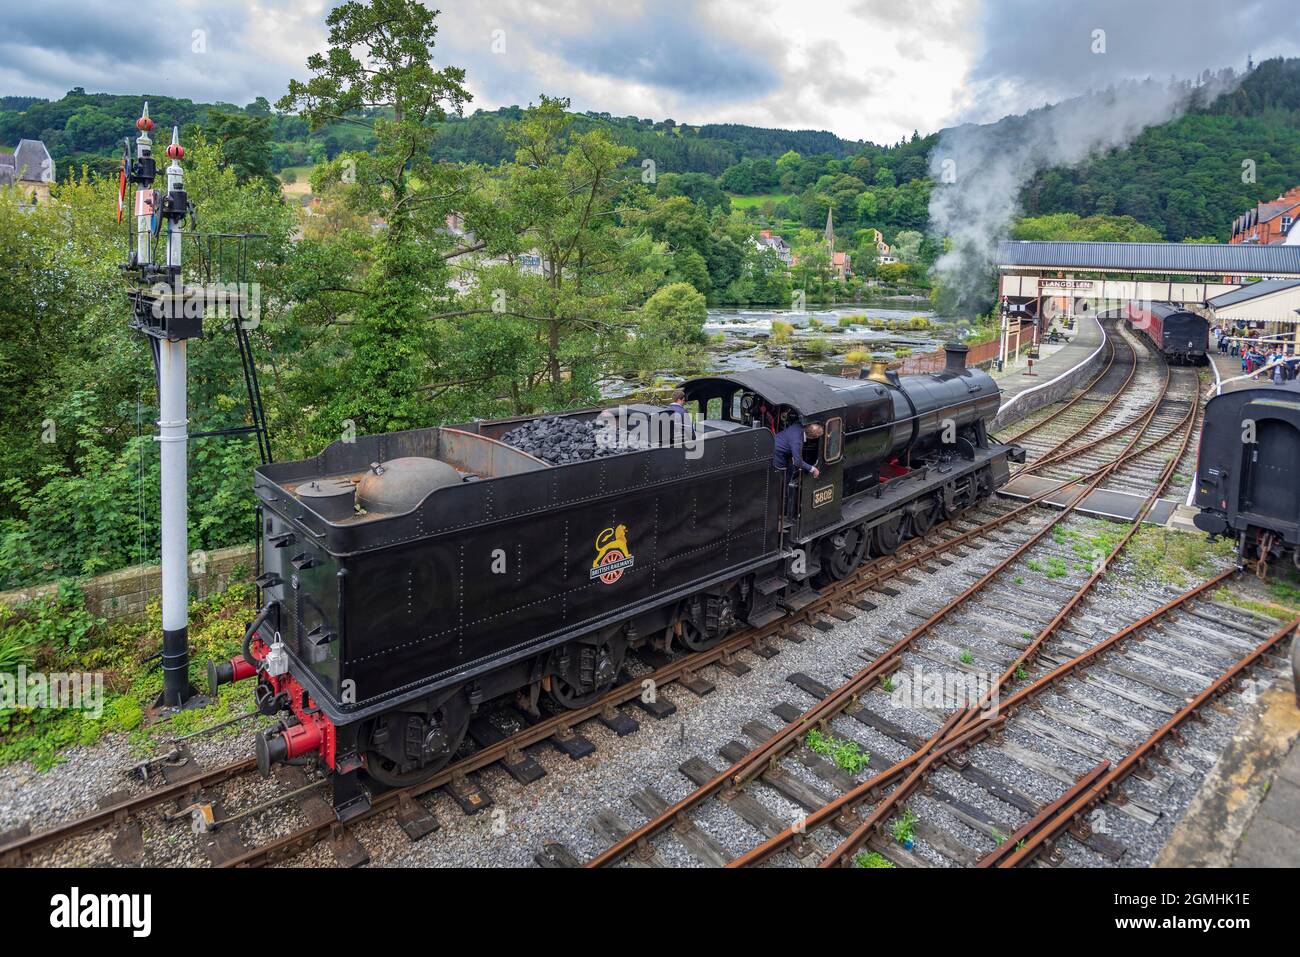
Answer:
top-left (1124, 301), bottom-right (1209, 365)
top-left (217, 344), bottom-right (1023, 814)
top-left (1193, 381), bottom-right (1300, 568)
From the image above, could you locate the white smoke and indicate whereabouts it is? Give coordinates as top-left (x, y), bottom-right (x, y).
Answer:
top-left (928, 74), bottom-right (1239, 311)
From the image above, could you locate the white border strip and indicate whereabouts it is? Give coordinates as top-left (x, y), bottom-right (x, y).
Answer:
top-left (996, 312), bottom-right (1108, 417)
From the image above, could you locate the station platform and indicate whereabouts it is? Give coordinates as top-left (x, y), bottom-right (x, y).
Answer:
top-left (1207, 347), bottom-right (1293, 395)
top-left (990, 310), bottom-right (1105, 409)
top-left (1156, 652), bottom-right (1300, 868)
top-left (998, 474), bottom-right (1178, 526)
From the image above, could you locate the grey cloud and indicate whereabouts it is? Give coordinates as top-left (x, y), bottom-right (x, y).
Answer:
top-left (964, 0), bottom-right (1300, 118)
top-left (927, 0), bottom-right (1300, 310)
top-left (549, 3), bottom-right (779, 99)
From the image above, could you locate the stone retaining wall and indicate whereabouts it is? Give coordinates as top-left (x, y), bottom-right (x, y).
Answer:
top-left (0, 544), bottom-right (256, 622)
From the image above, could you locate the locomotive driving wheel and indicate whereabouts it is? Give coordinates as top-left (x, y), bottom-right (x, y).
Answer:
top-left (910, 497), bottom-right (940, 536)
top-left (873, 515), bottom-right (907, 555)
top-left (680, 618), bottom-right (725, 652)
top-left (678, 591), bottom-right (738, 652)
top-left (818, 523), bottom-right (869, 583)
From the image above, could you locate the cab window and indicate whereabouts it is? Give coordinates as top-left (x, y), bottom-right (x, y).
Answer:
top-left (824, 417), bottom-right (843, 463)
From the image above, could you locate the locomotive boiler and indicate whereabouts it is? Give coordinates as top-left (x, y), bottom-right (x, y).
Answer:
top-left (210, 344), bottom-right (1024, 816)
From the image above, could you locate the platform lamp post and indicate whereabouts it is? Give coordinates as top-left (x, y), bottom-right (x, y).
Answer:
top-left (124, 104), bottom-right (200, 708)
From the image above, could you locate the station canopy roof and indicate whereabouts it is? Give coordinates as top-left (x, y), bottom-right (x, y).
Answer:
top-left (1207, 278), bottom-right (1300, 325)
top-left (1207, 278), bottom-right (1300, 307)
top-left (997, 241), bottom-right (1300, 277)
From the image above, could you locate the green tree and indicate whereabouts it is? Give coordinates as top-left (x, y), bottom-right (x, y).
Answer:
top-left (639, 282), bottom-right (707, 349)
top-left (192, 112), bottom-right (276, 185)
top-left (277, 0), bottom-right (477, 436)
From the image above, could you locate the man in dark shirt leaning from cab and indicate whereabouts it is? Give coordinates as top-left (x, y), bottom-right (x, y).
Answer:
top-left (773, 419), bottom-right (823, 524)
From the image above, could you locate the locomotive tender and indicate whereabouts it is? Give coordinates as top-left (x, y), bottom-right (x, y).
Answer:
top-left (1193, 381), bottom-right (1300, 568)
top-left (1123, 301), bottom-right (1210, 365)
top-left (211, 344), bottom-right (1024, 815)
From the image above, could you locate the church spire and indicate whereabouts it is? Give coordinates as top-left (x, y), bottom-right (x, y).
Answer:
top-left (824, 205), bottom-right (834, 254)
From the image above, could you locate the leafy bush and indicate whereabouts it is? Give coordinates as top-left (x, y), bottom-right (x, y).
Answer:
top-left (0, 581), bottom-right (103, 653)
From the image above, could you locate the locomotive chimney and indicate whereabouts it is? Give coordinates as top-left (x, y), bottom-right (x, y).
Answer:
top-left (865, 354), bottom-right (891, 383)
top-left (944, 342), bottom-right (969, 372)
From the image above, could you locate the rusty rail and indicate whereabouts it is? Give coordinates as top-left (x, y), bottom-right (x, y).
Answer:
top-left (998, 332), bottom-right (1118, 445)
top-left (997, 613), bottom-right (1300, 867)
top-left (0, 757), bottom-right (257, 865)
top-left (814, 388), bottom-right (1208, 867)
top-left (975, 760), bottom-right (1111, 867)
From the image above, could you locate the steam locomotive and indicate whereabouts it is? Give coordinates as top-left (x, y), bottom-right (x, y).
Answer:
top-left (209, 344), bottom-right (1025, 816)
top-left (1124, 301), bottom-right (1210, 365)
top-left (1193, 381), bottom-right (1300, 569)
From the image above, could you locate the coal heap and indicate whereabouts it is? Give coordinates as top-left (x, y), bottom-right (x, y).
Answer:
top-left (501, 416), bottom-right (645, 465)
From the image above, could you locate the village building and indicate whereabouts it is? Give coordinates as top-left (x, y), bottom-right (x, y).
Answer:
top-left (1230, 186), bottom-right (1300, 245)
top-left (750, 228), bottom-right (793, 264)
top-left (0, 138), bottom-right (55, 208)
top-left (866, 228), bottom-right (897, 264)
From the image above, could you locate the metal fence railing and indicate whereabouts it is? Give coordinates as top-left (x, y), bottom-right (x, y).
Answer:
top-left (893, 335), bottom-right (1035, 375)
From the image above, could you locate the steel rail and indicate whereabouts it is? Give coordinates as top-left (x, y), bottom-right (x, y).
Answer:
top-left (0, 757), bottom-right (257, 864)
top-left (1013, 330), bottom-right (1138, 475)
top-left (818, 386), bottom-right (1205, 867)
top-left (1018, 363), bottom-right (1191, 479)
top-left (975, 760), bottom-right (1110, 867)
top-left (950, 392), bottom-right (1203, 735)
top-left (997, 333), bottom-right (1118, 445)
top-left (997, 613), bottom-right (1300, 867)
top-left (608, 356), bottom-right (1180, 868)
top-left (1014, 332), bottom-right (1151, 477)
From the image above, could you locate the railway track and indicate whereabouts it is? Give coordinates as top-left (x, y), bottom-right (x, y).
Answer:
top-left (2, 328), bottom-right (1253, 869)
top-left (551, 334), bottom-right (1288, 868)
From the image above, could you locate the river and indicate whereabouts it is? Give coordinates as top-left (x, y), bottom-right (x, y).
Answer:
top-left (600, 299), bottom-right (974, 398)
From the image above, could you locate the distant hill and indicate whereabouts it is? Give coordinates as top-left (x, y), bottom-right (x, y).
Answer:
top-left (0, 89), bottom-right (865, 179)
top-left (7, 57), bottom-right (1300, 242)
top-left (1020, 58), bottom-right (1300, 240)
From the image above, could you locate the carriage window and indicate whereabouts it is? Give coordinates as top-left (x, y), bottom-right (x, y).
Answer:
top-left (824, 417), bottom-right (843, 463)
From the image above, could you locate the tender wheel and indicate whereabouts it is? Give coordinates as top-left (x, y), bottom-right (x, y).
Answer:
top-left (678, 592), bottom-right (737, 653)
top-left (362, 698), bottom-right (470, 788)
top-left (549, 641), bottom-right (624, 709)
top-left (817, 524), bottom-right (869, 583)
top-left (680, 617), bottom-right (726, 652)
top-left (873, 515), bottom-right (905, 555)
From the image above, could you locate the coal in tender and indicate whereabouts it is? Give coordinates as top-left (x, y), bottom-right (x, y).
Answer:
top-left (501, 415), bottom-right (648, 466)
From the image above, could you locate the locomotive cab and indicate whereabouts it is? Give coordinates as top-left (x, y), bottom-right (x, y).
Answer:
top-left (683, 367), bottom-right (848, 539)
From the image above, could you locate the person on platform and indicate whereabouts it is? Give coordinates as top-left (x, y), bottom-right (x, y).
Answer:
top-left (773, 418), bottom-right (823, 524)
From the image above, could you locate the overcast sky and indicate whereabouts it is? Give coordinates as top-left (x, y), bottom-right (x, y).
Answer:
top-left (3, 0), bottom-right (1299, 143)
